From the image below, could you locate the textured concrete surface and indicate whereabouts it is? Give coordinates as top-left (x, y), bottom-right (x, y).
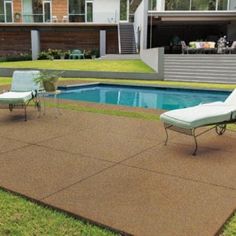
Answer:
top-left (0, 105), bottom-right (236, 236)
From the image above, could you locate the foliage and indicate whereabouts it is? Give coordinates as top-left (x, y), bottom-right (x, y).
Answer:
top-left (91, 48), bottom-right (100, 58)
top-left (38, 49), bottom-right (70, 60)
top-left (34, 70), bottom-right (63, 91)
top-left (34, 70), bottom-right (63, 84)
top-left (0, 53), bottom-right (32, 62)
top-left (221, 212), bottom-right (236, 236)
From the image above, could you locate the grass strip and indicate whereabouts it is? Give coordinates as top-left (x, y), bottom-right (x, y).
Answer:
top-left (1, 77), bottom-right (236, 90)
top-left (47, 102), bottom-right (160, 121)
top-left (0, 189), bottom-right (117, 236)
top-left (0, 60), bottom-right (154, 73)
top-left (220, 212), bottom-right (236, 236)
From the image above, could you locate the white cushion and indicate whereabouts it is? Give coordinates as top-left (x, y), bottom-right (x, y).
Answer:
top-left (11, 70), bottom-right (40, 92)
top-left (0, 91), bottom-right (34, 104)
top-left (160, 103), bottom-right (236, 129)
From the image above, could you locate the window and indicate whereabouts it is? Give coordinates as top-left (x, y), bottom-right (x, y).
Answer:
top-left (229, 0), bottom-right (236, 10)
top-left (191, 0), bottom-right (216, 10)
top-left (218, 0), bottom-right (228, 10)
top-left (69, 0), bottom-right (85, 22)
top-left (23, 0), bottom-right (44, 22)
top-left (0, 0), bottom-right (13, 22)
top-left (0, 0), bottom-right (4, 22)
top-left (86, 1), bottom-right (93, 22)
top-left (149, 0), bottom-right (157, 10)
top-left (120, 0), bottom-right (128, 21)
top-left (165, 0), bottom-right (190, 10)
top-left (164, 0), bottom-right (234, 10)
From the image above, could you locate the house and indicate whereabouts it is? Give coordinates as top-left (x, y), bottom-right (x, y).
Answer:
top-left (0, 0), bottom-right (235, 58)
top-left (0, 0), bottom-right (141, 57)
top-left (146, 0), bottom-right (236, 53)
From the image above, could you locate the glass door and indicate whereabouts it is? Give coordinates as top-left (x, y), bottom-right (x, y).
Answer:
top-left (43, 1), bottom-right (51, 22)
top-left (4, 1), bottom-right (13, 23)
top-left (120, 0), bottom-right (129, 22)
top-left (86, 1), bottom-right (93, 22)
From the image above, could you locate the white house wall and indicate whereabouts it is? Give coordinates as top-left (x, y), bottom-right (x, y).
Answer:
top-left (93, 0), bottom-right (120, 23)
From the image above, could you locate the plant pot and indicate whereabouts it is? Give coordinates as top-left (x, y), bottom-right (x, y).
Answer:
top-left (43, 81), bottom-right (57, 92)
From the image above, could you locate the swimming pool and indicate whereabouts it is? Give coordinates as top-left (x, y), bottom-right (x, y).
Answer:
top-left (58, 83), bottom-right (230, 110)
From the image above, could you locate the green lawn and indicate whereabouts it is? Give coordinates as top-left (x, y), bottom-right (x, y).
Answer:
top-left (0, 189), bottom-right (116, 236)
top-left (222, 213), bottom-right (236, 236)
top-left (1, 77), bottom-right (236, 90)
top-left (0, 60), bottom-right (154, 73)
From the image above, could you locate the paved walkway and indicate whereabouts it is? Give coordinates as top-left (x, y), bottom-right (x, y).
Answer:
top-left (0, 106), bottom-right (236, 236)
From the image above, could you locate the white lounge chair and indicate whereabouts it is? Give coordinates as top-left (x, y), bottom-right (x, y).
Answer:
top-left (160, 89), bottom-right (236, 155)
top-left (0, 70), bottom-right (41, 121)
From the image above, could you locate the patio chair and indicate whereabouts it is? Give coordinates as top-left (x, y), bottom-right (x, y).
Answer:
top-left (0, 70), bottom-right (41, 121)
top-left (224, 41), bottom-right (236, 54)
top-left (160, 89), bottom-right (236, 155)
top-left (181, 41), bottom-right (199, 54)
top-left (69, 49), bottom-right (85, 59)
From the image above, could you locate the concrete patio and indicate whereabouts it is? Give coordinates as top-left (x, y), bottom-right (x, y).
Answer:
top-left (0, 105), bottom-right (236, 236)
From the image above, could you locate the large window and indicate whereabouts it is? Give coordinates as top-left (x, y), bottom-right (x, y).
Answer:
top-left (69, 0), bottom-right (85, 22)
top-left (120, 0), bottom-right (128, 21)
top-left (23, 0), bottom-right (52, 23)
top-left (0, 0), bottom-right (13, 22)
top-left (165, 0), bottom-right (236, 10)
top-left (218, 0), bottom-right (228, 10)
top-left (0, 0), bottom-right (4, 22)
top-left (191, 0), bottom-right (216, 10)
top-left (149, 0), bottom-right (157, 10)
top-left (165, 0), bottom-right (190, 10)
top-left (229, 0), bottom-right (236, 10)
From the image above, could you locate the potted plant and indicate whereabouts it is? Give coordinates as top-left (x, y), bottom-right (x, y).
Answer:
top-left (91, 48), bottom-right (99, 59)
top-left (34, 70), bottom-right (63, 92)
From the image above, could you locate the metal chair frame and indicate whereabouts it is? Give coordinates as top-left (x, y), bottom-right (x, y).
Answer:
top-left (163, 113), bottom-right (236, 156)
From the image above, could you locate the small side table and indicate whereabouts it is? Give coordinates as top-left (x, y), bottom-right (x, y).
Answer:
top-left (40, 90), bottom-right (62, 117)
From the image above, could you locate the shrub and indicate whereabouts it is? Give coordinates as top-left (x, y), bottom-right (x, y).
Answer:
top-left (0, 53), bottom-right (32, 62)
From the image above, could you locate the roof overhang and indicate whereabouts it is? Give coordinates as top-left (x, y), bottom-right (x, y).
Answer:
top-left (148, 11), bottom-right (236, 22)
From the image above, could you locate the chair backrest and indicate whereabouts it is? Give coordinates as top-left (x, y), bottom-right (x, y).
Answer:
top-left (181, 41), bottom-right (187, 49)
top-left (231, 41), bottom-right (236, 49)
top-left (72, 49), bottom-right (82, 54)
top-left (224, 89), bottom-right (236, 105)
top-left (11, 70), bottom-right (41, 92)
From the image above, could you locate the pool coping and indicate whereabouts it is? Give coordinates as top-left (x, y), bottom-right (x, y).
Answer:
top-left (58, 82), bottom-right (233, 93)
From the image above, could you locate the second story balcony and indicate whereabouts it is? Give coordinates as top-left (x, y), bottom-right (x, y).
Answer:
top-left (0, 0), bottom-right (141, 25)
top-left (148, 0), bottom-right (236, 12)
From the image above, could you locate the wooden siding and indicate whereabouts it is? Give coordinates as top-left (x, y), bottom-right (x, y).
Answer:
top-left (0, 30), bottom-right (31, 55)
top-left (0, 25), bottom-right (118, 56)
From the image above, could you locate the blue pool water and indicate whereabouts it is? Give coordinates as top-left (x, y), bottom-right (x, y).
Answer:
top-left (58, 84), bottom-right (230, 110)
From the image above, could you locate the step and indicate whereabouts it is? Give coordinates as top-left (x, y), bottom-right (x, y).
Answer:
top-left (164, 66), bottom-right (236, 71)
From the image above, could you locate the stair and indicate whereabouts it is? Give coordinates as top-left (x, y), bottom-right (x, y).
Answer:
top-left (164, 54), bottom-right (236, 83)
top-left (119, 23), bottom-right (137, 54)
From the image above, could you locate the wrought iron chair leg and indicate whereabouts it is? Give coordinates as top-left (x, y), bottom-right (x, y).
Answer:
top-left (164, 127), bottom-right (169, 146)
top-left (192, 132), bottom-right (198, 156)
top-left (24, 105), bottom-right (27, 121)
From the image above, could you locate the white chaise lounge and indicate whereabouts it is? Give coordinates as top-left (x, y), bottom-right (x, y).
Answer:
top-left (160, 89), bottom-right (236, 155)
top-left (0, 70), bottom-right (41, 121)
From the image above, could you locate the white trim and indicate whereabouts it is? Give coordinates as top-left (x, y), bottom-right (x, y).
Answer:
top-left (85, 0), bottom-right (93, 22)
top-left (43, 0), bottom-right (52, 23)
top-left (4, 0), bottom-right (13, 23)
